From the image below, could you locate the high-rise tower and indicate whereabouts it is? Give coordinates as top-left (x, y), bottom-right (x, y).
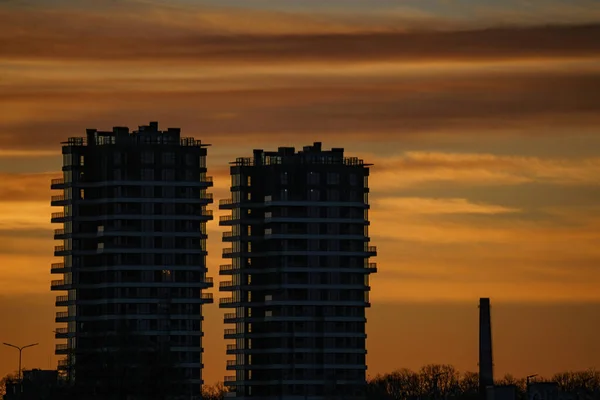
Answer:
top-left (50, 122), bottom-right (214, 397)
top-left (219, 143), bottom-right (377, 399)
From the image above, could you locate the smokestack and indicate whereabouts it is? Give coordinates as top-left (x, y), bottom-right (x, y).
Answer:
top-left (479, 298), bottom-right (494, 399)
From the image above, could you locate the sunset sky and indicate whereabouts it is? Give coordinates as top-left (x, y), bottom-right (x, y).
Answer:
top-left (1, 0), bottom-right (600, 386)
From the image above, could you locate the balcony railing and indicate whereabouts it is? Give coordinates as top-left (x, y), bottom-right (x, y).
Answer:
top-left (226, 360), bottom-right (236, 366)
top-left (220, 281), bottom-right (233, 288)
top-left (222, 231), bottom-right (235, 238)
top-left (55, 328), bottom-right (68, 334)
top-left (56, 312), bottom-right (68, 319)
top-left (222, 248), bottom-right (234, 255)
top-left (51, 195), bottom-right (65, 202)
top-left (51, 178), bottom-right (64, 185)
top-left (366, 246), bottom-right (377, 253)
top-left (51, 212), bottom-right (65, 219)
top-left (56, 295), bottom-right (68, 303)
top-left (57, 359), bottom-right (69, 367)
top-left (51, 262), bottom-right (65, 271)
top-left (219, 264), bottom-right (234, 272)
top-left (219, 199), bottom-right (234, 206)
top-left (368, 262), bottom-right (377, 269)
top-left (224, 329), bottom-right (236, 335)
top-left (51, 280), bottom-right (65, 287)
top-left (223, 313), bottom-right (236, 320)
top-left (204, 277), bottom-right (214, 285)
top-left (220, 298), bottom-right (235, 304)
top-left (224, 376), bottom-right (236, 382)
top-left (201, 293), bottom-right (213, 300)
top-left (55, 344), bottom-right (68, 351)
top-left (226, 344), bottom-right (236, 351)
top-left (54, 245), bottom-right (65, 252)
top-left (200, 193), bottom-right (214, 200)
top-left (202, 209), bottom-right (213, 217)
top-left (219, 215), bottom-right (233, 222)
top-left (54, 229), bottom-right (65, 236)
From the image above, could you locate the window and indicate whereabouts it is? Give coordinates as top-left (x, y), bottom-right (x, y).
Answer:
top-left (162, 152), bottom-right (175, 165)
top-left (308, 189), bottom-right (320, 201)
top-left (280, 189), bottom-right (288, 200)
top-left (327, 189), bottom-right (339, 201)
top-left (265, 310), bottom-right (273, 317)
top-left (327, 172), bottom-right (340, 185)
top-left (141, 152), bottom-right (154, 164)
top-left (265, 294), bottom-right (272, 302)
top-left (281, 172), bottom-right (288, 184)
top-left (349, 174), bottom-right (358, 186)
top-left (141, 169), bottom-right (154, 180)
top-left (307, 172), bottom-right (320, 185)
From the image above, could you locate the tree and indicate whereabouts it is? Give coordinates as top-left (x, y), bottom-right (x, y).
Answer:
top-left (0, 372), bottom-right (18, 397)
top-left (201, 382), bottom-right (229, 400)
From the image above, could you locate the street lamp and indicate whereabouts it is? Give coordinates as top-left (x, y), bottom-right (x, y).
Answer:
top-left (2, 342), bottom-right (39, 382)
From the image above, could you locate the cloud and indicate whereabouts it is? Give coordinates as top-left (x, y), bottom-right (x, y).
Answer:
top-left (374, 197), bottom-right (520, 215)
top-left (371, 152), bottom-right (600, 190)
top-left (1, 3), bottom-right (599, 63)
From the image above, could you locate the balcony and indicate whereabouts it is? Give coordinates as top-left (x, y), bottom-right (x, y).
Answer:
top-left (50, 195), bottom-right (67, 205)
top-left (200, 193), bottom-right (214, 201)
top-left (50, 263), bottom-right (66, 273)
top-left (219, 215), bottom-right (233, 223)
top-left (55, 344), bottom-right (69, 354)
top-left (55, 295), bottom-right (69, 306)
top-left (224, 376), bottom-right (236, 382)
top-left (54, 228), bottom-right (65, 237)
top-left (222, 248), bottom-right (234, 256)
top-left (51, 280), bottom-right (71, 290)
top-left (55, 312), bottom-right (69, 322)
top-left (222, 231), bottom-right (235, 239)
top-left (368, 262), bottom-right (377, 272)
top-left (54, 328), bottom-right (68, 339)
top-left (50, 178), bottom-right (64, 189)
top-left (224, 328), bottom-right (236, 336)
top-left (223, 313), bottom-right (236, 321)
top-left (366, 246), bottom-right (377, 255)
top-left (220, 297), bottom-right (235, 305)
top-left (54, 245), bottom-right (65, 252)
top-left (50, 212), bottom-right (65, 222)
top-left (201, 293), bottom-right (213, 301)
top-left (204, 276), bottom-right (214, 286)
top-left (220, 281), bottom-right (233, 289)
top-left (219, 198), bottom-right (233, 206)
top-left (226, 360), bottom-right (236, 367)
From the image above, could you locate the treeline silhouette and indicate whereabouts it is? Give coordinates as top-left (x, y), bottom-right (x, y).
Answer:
top-left (3, 364), bottom-right (599, 400)
top-left (366, 364), bottom-right (600, 400)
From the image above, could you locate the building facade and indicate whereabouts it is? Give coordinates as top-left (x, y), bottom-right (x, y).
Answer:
top-left (50, 122), bottom-right (213, 397)
top-left (219, 143), bottom-right (377, 399)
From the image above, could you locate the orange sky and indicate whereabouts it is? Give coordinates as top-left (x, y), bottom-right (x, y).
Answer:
top-left (0, 0), bottom-right (599, 386)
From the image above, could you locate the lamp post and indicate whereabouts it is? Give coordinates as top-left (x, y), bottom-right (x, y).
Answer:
top-left (526, 374), bottom-right (538, 400)
top-left (2, 342), bottom-right (39, 382)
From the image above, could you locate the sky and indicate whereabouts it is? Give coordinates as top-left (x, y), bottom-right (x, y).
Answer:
top-left (1, 0), bottom-right (600, 386)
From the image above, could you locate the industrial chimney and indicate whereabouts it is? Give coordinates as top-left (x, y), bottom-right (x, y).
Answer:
top-left (479, 298), bottom-right (494, 400)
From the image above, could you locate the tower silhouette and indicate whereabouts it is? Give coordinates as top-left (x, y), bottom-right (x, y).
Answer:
top-left (479, 298), bottom-right (494, 399)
